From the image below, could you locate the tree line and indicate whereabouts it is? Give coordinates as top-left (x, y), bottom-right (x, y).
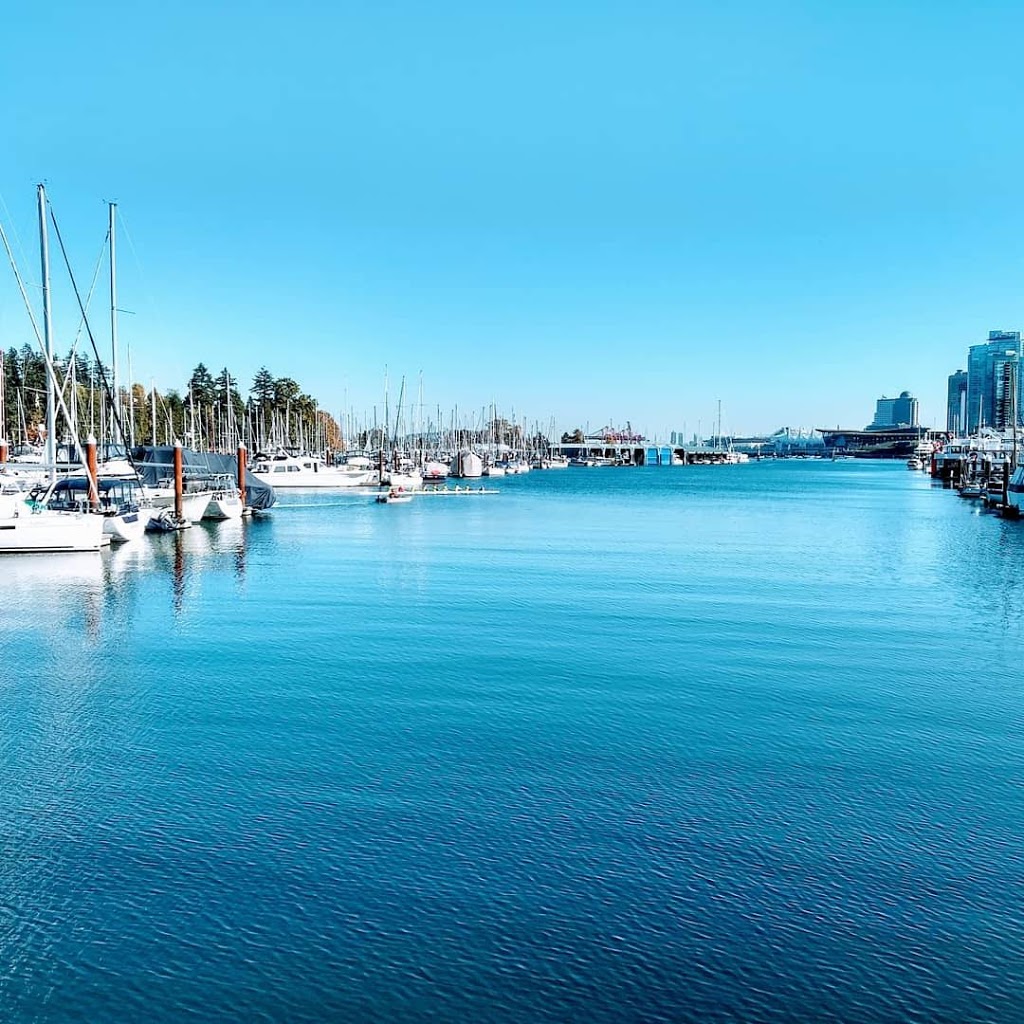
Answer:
top-left (1, 347), bottom-right (340, 453)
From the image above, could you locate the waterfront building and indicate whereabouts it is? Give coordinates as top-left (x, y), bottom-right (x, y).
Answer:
top-left (946, 370), bottom-right (968, 434)
top-left (867, 391), bottom-right (918, 430)
top-left (820, 392), bottom-right (941, 458)
top-left (964, 330), bottom-right (1024, 433)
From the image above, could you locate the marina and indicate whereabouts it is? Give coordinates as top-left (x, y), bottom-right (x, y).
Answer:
top-left (4, 4), bottom-right (1024, 1018)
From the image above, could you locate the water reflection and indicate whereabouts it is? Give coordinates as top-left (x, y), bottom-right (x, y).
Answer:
top-left (0, 518), bottom-right (256, 640)
top-left (0, 553), bottom-right (106, 638)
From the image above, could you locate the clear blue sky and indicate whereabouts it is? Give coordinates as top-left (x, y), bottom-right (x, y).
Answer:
top-left (2, 0), bottom-right (1023, 438)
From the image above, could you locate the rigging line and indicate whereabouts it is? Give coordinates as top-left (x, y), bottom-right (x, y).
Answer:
top-left (0, 216), bottom-right (100, 496)
top-left (47, 202), bottom-right (136, 470)
top-left (0, 189), bottom-right (35, 297)
top-left (115, 206), bottom-right (161, 326)
top-left (60, 232), bottom-right (108, 403)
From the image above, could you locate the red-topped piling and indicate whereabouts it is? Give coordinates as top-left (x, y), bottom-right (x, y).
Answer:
top-left (86, 433), bottom-right (99, 510)
top-left (173, 440), bottom-right (184, 519)
top-left (237, 443), bottom-right (247, 505)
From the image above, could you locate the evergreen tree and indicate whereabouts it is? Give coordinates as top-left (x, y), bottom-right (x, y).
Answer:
top-left (250, 367), bottom-right (275, 408)
top-left (187, 363), bottom-right (216, 405)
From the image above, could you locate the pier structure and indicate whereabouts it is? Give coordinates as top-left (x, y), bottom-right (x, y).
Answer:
top-left (549, 438), bottom-right (740, 466)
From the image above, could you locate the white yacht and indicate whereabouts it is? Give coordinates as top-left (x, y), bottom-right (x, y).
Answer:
top-left (251, 450), bottom-right (375, 489)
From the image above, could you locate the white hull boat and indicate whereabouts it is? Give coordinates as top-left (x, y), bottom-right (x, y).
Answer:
top-left (103, 509), bottom-right (150, 543)
top-left (382, 469), bottom-right (423, 490)
top-left (252, 451), bottom-right (373, 489)
top-left (204, 491), bottom-right (244, 520)
top-left (0, 494), bottom-right (105, 553)
top-left (149, 489), bottom-right (213, 523)
top-left (421, 461), bottom-right (450, 484)
top-left (452, 451), bottom-right (483, 478)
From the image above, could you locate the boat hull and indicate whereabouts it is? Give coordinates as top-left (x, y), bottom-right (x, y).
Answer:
top-left (0, 511), bottom-right (105, 553)
top-left (251, 470), bottom-right (373, 489)
top-left (103, 510), bottom-right (150, 543)
top-left (204, 494), bottom-right (244, 520)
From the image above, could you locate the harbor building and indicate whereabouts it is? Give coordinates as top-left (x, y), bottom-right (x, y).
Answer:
top-left (964, 330), bottom-right (1024, 432)
top-left (868, 391), bottom-right (918, 430)
top-left (819, 390), bottom-right (941, 457)
top-left (946, 370), bottom-right (968, 434)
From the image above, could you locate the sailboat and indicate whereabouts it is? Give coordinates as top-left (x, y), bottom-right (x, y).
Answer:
top-left (0, 186), bottom-right (109, 552)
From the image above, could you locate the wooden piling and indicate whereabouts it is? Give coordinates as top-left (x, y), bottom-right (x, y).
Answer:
top-left (173, 439), bottom-right (184, 520)
top-left (86, 433), bottom-right (99, 510)
top-left (237, 443), bottom-right (247, 505)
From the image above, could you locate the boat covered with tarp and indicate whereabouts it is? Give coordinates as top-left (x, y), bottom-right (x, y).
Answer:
top-left (130, 446), bottom-right (277, 511)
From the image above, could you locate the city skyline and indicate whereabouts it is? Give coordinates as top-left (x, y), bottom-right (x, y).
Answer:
top-left (3, 3), bottom-right (1024, 436)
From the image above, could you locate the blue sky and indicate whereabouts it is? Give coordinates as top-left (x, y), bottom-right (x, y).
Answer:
top-left (2, 0), bottom-right (1023, 438)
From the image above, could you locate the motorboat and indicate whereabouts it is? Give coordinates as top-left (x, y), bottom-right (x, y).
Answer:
top-left (204, 478), bottom-right (244, 520)
top-left (375, 488), bottom-right (414, 504)
top-left (907, 457), bottom-right (923, 470)
top-left (421, 460), bottom-right (450, 484)
top-left (251, 450), bottom-right (374, 488)
top-left (382, 467), bottom-right (423, 490)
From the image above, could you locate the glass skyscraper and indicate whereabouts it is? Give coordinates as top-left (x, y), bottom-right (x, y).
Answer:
top-left (868, 391), bottom-right (918, 430)
top-left (965, 330), bottom-right (1024, 433)
top-left (946, 370), bottom-right (968, 434)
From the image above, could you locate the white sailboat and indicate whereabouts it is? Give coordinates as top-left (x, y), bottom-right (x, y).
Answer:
top-left (0, 478), bottom-right (105, 552)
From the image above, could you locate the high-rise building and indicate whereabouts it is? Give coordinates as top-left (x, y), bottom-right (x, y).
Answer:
top-left (867, 391), bottom-right (918, 430)
top-left (965, 330), bottom-right (1024, 432)
top-left (946, 370), bottom-right (968, 434)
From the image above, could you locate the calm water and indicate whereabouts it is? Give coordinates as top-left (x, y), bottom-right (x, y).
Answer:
top-left (2, 462), bottom-right (1022, 1022)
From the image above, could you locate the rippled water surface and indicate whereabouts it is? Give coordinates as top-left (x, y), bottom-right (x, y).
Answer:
top-left (2, 462), bottom-right (1023, 1022)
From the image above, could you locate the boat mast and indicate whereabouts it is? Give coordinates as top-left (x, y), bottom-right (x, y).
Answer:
top-left (38, 184), bottom-right (57, 482)
top-left (109, 201), bottom-right (122, 448)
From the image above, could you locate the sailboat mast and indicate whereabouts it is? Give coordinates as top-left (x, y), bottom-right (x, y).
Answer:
top-left (109, 201), bottom-right (122, 447)
top-left (37, 184), bottom-right (57, 482)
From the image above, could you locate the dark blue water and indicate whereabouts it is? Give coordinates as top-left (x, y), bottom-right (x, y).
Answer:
top-left (2, 462), bottom-right (1022, 1022)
